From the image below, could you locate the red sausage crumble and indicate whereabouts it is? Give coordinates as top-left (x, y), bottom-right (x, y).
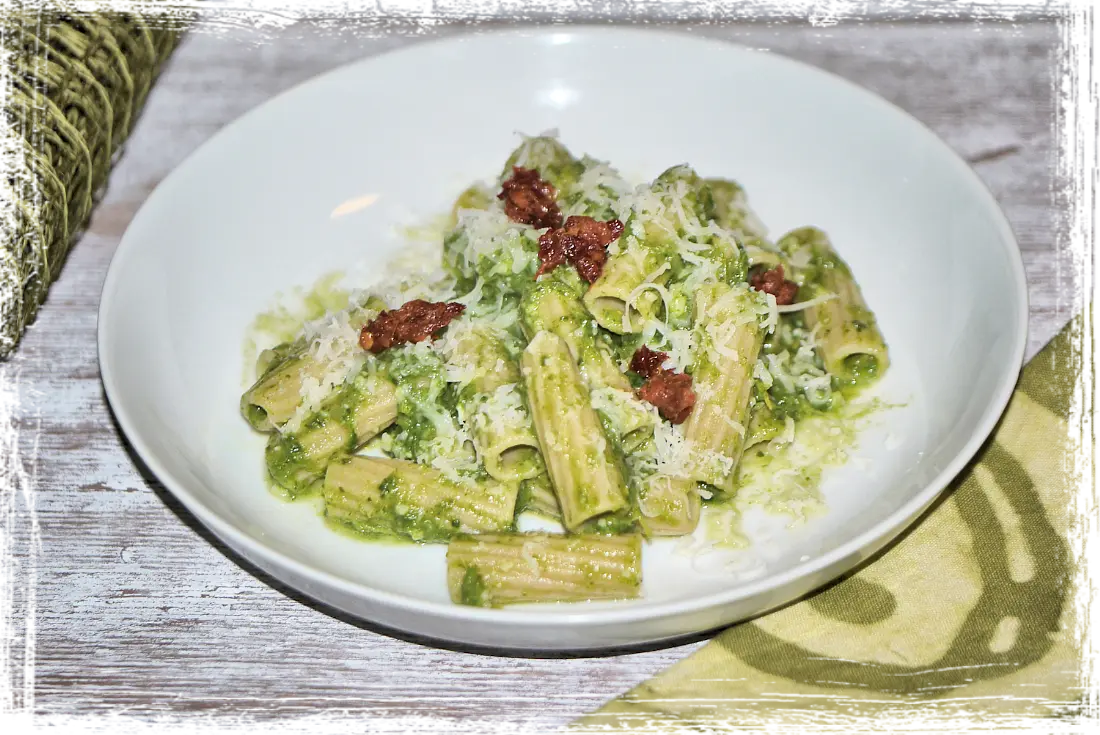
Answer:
top-left (535, 216), bottom-right (625, 283)
top-left (498, 166), bottom-right (562, 230)
top-left (748, 264), bottom-right (799, 306)
top-left (629, 346), bottom-right (696, 424)
top-left (629, 345), bottom-right (669, 380)
top-left (359, 299), bottom-right (465, 353)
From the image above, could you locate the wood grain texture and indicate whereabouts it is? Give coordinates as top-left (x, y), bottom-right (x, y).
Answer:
top-left (204, 0), bottom-right (1091, 21)
top-left (7, 18), bottom-right (1072, 730)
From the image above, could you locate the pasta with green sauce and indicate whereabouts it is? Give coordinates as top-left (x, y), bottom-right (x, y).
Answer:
top-left (240, 134), bottom-right (889, 608)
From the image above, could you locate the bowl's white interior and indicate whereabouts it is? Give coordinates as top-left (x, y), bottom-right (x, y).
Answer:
top-left (100, 29), bottom-right (1025, 615)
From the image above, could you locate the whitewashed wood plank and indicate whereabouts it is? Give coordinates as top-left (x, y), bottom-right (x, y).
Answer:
top-left (8, 19), bottom-right (1069, 730)
top-left (204, 0), bottom-right (1091, 21)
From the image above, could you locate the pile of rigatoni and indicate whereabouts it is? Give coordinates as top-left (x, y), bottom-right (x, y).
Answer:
top-left (239, 135), bottom-right (889, 608)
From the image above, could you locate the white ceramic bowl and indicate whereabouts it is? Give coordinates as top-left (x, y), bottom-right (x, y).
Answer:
top-left (99, 26), bottom-right (1027, 652)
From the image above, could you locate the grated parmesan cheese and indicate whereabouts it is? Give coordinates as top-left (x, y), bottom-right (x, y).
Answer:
top-left (622, 276), bottom-right (673, 333)
top-left (776, 292), bottom-right (837, 314)
top-left (283, 307), bottom-right (371, 433)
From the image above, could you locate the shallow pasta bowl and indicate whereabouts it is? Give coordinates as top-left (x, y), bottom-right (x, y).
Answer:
top-left (98, 26), bottom-right (1027, 651)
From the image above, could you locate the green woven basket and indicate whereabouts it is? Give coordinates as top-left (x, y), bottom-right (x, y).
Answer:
top-left (1, 4), bottom-right (188, 358)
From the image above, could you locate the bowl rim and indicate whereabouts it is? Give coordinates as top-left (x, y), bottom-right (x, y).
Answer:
top-left (98, 24), bottom-right (1029, 628)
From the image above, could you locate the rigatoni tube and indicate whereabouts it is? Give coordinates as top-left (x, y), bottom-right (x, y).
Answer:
top-left (323, 456), bottom-right (519, 542)
top-left (447, 323), bottom-right (543, 483)
top-left (584, 166), bottom-right (716, 334)
top-left (515, 473), bottom-right (561, 521)
top-left (241, 345), bottom-right (322, 432)
top-left (447, 533), bottom-right (642, 607)
top-left (583, 245), bottom-right (668, 335)
top-left (637, 475), bottom-right (702, 537)
top-left (682, 283), bottom-right (766, 491)
top-left (522, 277), bottom-right (655, 452)
top-left (265, 371), bottom-right (398, 497)
top-left (779, 227), bottom-right (889, 385)
top-left (521, 331), bottom-right (630, 530)
top-left (521, 276), bottom-right (628, 391)
top-left (241, 299), bottom-right (384, 432)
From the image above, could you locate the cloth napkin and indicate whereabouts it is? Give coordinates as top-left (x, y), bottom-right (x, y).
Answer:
top-left (0, 9), bottom-right (184, 358)
top-left (575, 315), bottom-right (1085, 732)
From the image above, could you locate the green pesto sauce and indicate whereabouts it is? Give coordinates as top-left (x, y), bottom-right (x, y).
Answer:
top-left (745, 407), bottom-right (784, 447)
top-left (710, 239), bottom-right (749, 286)
top-left (756, 319), bottom-right (839, 421)
top-left (328, 475), bottom-right (463, 544)
top-left (318, 382), bottom-right (368, 443)
top-left (389, 414), bottom-right (436, 460)
top-left (385, 501), bottom-right (465, 543)
top-left (262, 465), bottom-right (300, 502)
top-left (585, 323), bottom-right (618, 363)
top-left (606, 331), bottom-right (645, 377)
top-left (322, 514), bottom-right (417, 545)
top-left (514, 480), bottom-right (536, 515)
top-left (663, 286), bottom-right (693, 329)
top-left (264, 434), bottom-right (312, 494)
top-left (578, 510), bottom-right (639, 535)
top-left (264, 444), bottom-right (326, 500)
top-left (244, 403), bottom-right (269, 428)
top-left (379, 347), bottom-right (450, 461)
top-left (444, 220), bottom-right (539, 299)
top-left (727, 389), bottom-right (901, 526)
top-left (501, 447), bottom-right (544, 480)
top-left (474, 247), bottom-right (538, 299)
top-left (592, 406), bottom-right (635, 483)
top-left (762, 380), bottom-right (820, 423)
top-left (634, 224), bottom-right (684, 271)
top-left (514, 476), bottom-right (560, 520)
top-left (459, 565), bottom-right (490, 607)
top-left (835, 353), bottom-right (881, 396)
top-left (520, 271), bottom-right (588, 336)
top-left (700, 504), bottom-right (752, 549)
top-left (380, 474), bottom-right (463, 542)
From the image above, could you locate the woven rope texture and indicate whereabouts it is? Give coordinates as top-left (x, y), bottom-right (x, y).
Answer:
top-left (1, 5), bottom-right (187, 358)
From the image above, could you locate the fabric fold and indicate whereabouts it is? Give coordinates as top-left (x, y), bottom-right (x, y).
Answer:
top-left (574, 315), bottom-right (1085, 731)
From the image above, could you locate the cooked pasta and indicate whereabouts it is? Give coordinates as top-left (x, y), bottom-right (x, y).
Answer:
top-left (239, 133), bottom-right (889, 607)
top-left (446, 533), bottom-right (642, 607)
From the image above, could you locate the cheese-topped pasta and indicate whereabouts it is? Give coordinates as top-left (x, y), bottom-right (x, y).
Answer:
top-left (240, 134), bottom-right (890, 608)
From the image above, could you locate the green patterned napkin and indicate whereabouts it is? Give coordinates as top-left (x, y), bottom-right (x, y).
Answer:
top-left (0, 8), bottom-right (185, 358)
top-left (576, 315), bottom-right (1085, 731)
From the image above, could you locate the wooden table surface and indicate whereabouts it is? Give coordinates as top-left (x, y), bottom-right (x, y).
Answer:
top-left (8, 17), bottom-right (1075, 731)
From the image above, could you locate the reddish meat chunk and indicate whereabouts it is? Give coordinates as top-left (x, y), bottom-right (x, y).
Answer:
top-left (629, 345), bottom-right (669, 380)
top-left (638, 371), bottom-right (696, 425)
top-left (535, 216), bottom-right (625, 283)
top-left (359, 299), bottom-right (465, 353)
top-left (631, 346), bottom-right (695, 423)
top-left (498, 166), bottom-right (562, 229)
top-left (749, 264), bottom-right (799, 306)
